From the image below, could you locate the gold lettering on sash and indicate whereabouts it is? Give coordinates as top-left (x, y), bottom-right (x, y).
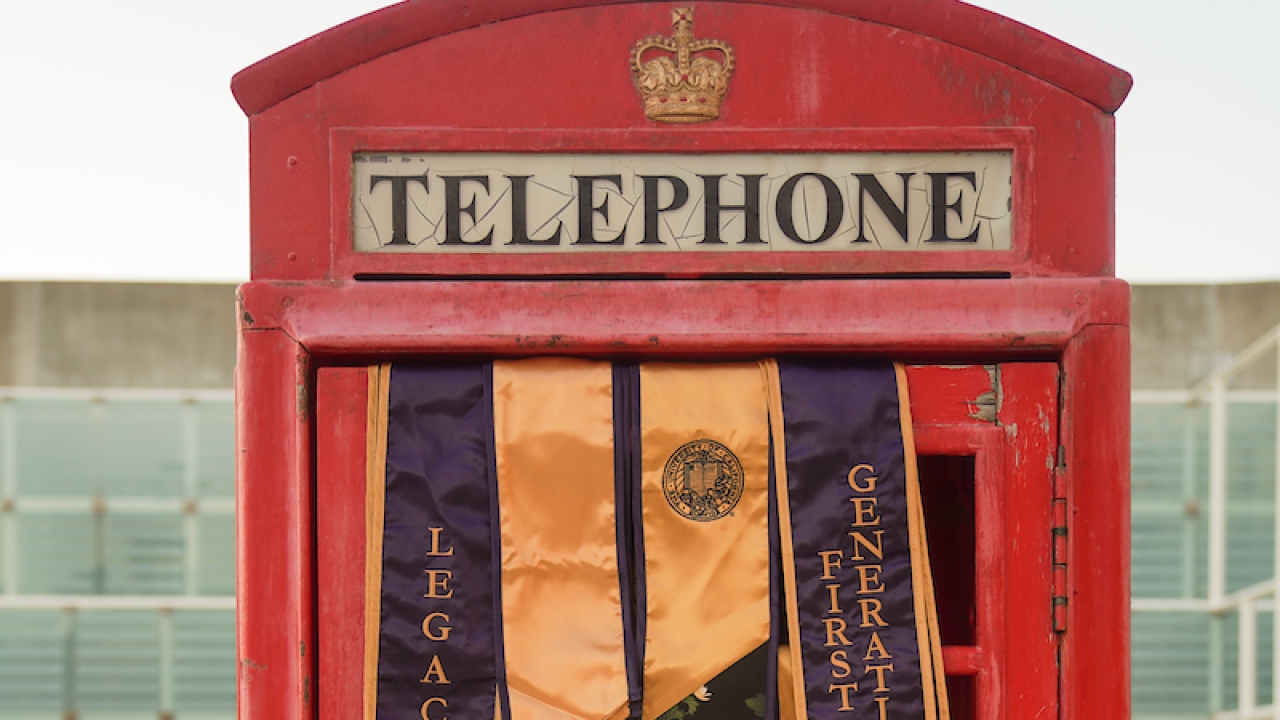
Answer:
top-left (823, 618), bottom-right (853, 647)
top-left (847, 464), bottom-right (878, 492)
top-left (849, 497), bottom-right (880, 526)
top-left (421, 655), bottom-right (451, 685)
top-left (424, 570), bottom-right (454, 599)
top-left (826, 584), bottom-right (843, 614)
top-left (828, 683), bottom-right (859, 711)
top-left (819, 462), bottom-right (899, 712)
top-left (419, 527), bottom-right (454, 715)
top-left (855, 565), bottom-right (885, 594)
top-left (422, 613), bottom-right (452, 641)
top-left (813, 460), bottom-right (908, 715)
top-left (426, 527), bottom-right (455, 557)
top-left (421, 697), bottom-right (448, 720)
top-left (849, 530), bottom-right (884, 561)
top-left (818, 550), bottom-right (843, 580)
top-left (864, 631), bottom-right (892, 660)
top-left (865, 663), bottom-right (894, 692)
top-left (857, 599), bottom-right (888, 628)
top-left (830, 650), bottom-right (852, 678)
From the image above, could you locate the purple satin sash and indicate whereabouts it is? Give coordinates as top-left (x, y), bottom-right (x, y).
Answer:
top-left (376, 364), bottom-right (500, 720)
top-left (778, 362), bottom-right (927, 718)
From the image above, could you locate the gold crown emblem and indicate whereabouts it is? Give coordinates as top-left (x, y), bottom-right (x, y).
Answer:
top-left (631, 7), bottom-right (735, 124)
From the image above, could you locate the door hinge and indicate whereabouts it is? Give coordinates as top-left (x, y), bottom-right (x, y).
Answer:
top-left (1052, 445), bottom-right (1068, 633)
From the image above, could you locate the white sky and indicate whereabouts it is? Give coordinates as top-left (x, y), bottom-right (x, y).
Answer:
top-left (0, 0), bottom-right (1276, 284)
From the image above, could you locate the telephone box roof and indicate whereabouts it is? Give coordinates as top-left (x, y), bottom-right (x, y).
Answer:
top-left (231, 0), bottom-right (1132, 117)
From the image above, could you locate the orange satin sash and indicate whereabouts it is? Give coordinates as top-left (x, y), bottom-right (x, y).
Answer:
top-left (898, 364), bottom-right (951, 720)
top-left (493, 359), bottom-right (629, 720)
top-left (638, 363), bottom-right (771, 720)
top-left (761, 359), bottom-right (806, 720)
top-left (363, 364), bottom-right (391, 720)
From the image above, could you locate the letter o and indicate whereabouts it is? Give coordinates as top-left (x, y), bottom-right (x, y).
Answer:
top-left (422, 612), bottom-right (452, 641)
top-left (775, 173), bottom-right (845, 244)
top-left (848, 464), bottom-right (878, 492)
top-left (421, 697), bottom-right (447, 720)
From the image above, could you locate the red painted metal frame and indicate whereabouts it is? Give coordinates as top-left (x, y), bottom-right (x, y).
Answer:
top-left (997, 362), bottom-right (1062, 718)
top-left (1061, 325), bottom-right (1131, 719)
top-left (316, 367), bottom-right (368, 720)
top-left (918, 424), bottom-right (1008, 718)
top-left (237, 328), bottom-right (315, 715)
top-left (235, 2), bottom-right (1133, 718)
top-left (329, 127), bottom-right (1035, 279)
top-left (237, 278), bottom-right (1129, 719)
top-left (239, 1), bottom-right (1127, 281)
top-left (232, 0), bottom-right (1131, 116)
top-left (238, 278), bottom-right (1126, 357)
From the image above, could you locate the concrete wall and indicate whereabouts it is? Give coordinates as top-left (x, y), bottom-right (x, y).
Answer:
top-left (1132, 282), bottom-right (1280, 390)
top-left (0, 282), bottom-right (236, 389)
top-left (0, 281), bottom-right (1276, 390)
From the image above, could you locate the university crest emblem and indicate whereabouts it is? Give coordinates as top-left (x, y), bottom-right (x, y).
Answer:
top-left (662, 438), bottom-right (744, 521)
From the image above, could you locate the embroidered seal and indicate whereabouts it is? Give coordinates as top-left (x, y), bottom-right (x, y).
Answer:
top-left (662, 438), bottom-right (745, 522)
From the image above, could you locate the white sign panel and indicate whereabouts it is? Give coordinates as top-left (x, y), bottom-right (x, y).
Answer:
top-left (352, 153), bottom-right (1012, 253)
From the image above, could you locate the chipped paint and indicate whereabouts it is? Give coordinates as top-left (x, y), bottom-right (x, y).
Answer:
top-left (969, 390), bottom-right (998, 422)
top-left (296, 382), bottom-right (309, 420)
top-left (989, 364), bottom-right (1003, 415)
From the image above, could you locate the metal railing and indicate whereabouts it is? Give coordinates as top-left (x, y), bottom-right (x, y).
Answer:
top-left (0, 388), bottom-right (236, 718)
top-left (0, 596), bottom-right (234, 719)
top-left (1131, 323), bottom-right (1280, 720)
top-left (0, 387), bottom-right (234, 597)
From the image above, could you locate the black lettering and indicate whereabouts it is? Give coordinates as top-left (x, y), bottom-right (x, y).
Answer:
top-left (776, 173), bottom-right (844, 244)
top-left (572, 175), bottom-right (626, 245)
top-left (701, 174), bottom-right (764, 244)
top-left (639, 175), bottom-right (689, 245)
top-left (854, 173), bottom-right (913, 244)
top-left (506, 175), bottom-right (562, 246)
top-left (441, 175), bottom-right (494, 245)
top-left (926, 172), bottom-right (981, 243)
top-left (369, 173), bottom-right (429, 246)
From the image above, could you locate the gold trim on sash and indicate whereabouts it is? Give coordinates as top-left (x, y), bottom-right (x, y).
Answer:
top-left (761, 359), bottom-right (808, 720)
top-left (363, 363), bottom-right (391, 720)
top-left (897, 363), bottom-right (951, 720)
top-left (639, 363), bottom-right (771, 720)
top-left (493, 359), bottom-right (628, 720)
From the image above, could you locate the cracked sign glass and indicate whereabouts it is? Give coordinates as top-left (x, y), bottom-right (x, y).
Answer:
top-left (351, 153), bottom-right (1012, 253)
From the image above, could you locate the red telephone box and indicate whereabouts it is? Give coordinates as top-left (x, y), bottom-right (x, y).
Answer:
top-left (232, 2), bottom-right (1131, 719)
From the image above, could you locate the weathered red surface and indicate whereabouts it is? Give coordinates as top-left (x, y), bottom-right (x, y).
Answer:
top-left (232, 0), bottom-right (1131, 116)
top-left (237, 278), bottom-right (1128, 718)
top-left (315, 368), bottom-right (369, 720)
top-left (237, 277), bottom-right (1128, 357)
top-left (236, 329), bottom-right (315, 720)
top-left (234, 1), bottom-right (1132, 718)
top-left (237, 1), bottom-right (1128, 280)
top-left (997, 363), bottom-right (1062, 720)
top-left (1061, 325), bottom-right (1132, 720)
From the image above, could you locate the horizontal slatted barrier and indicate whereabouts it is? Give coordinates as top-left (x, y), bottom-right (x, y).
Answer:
top-left (0, 390), bottom-right (235, 719)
